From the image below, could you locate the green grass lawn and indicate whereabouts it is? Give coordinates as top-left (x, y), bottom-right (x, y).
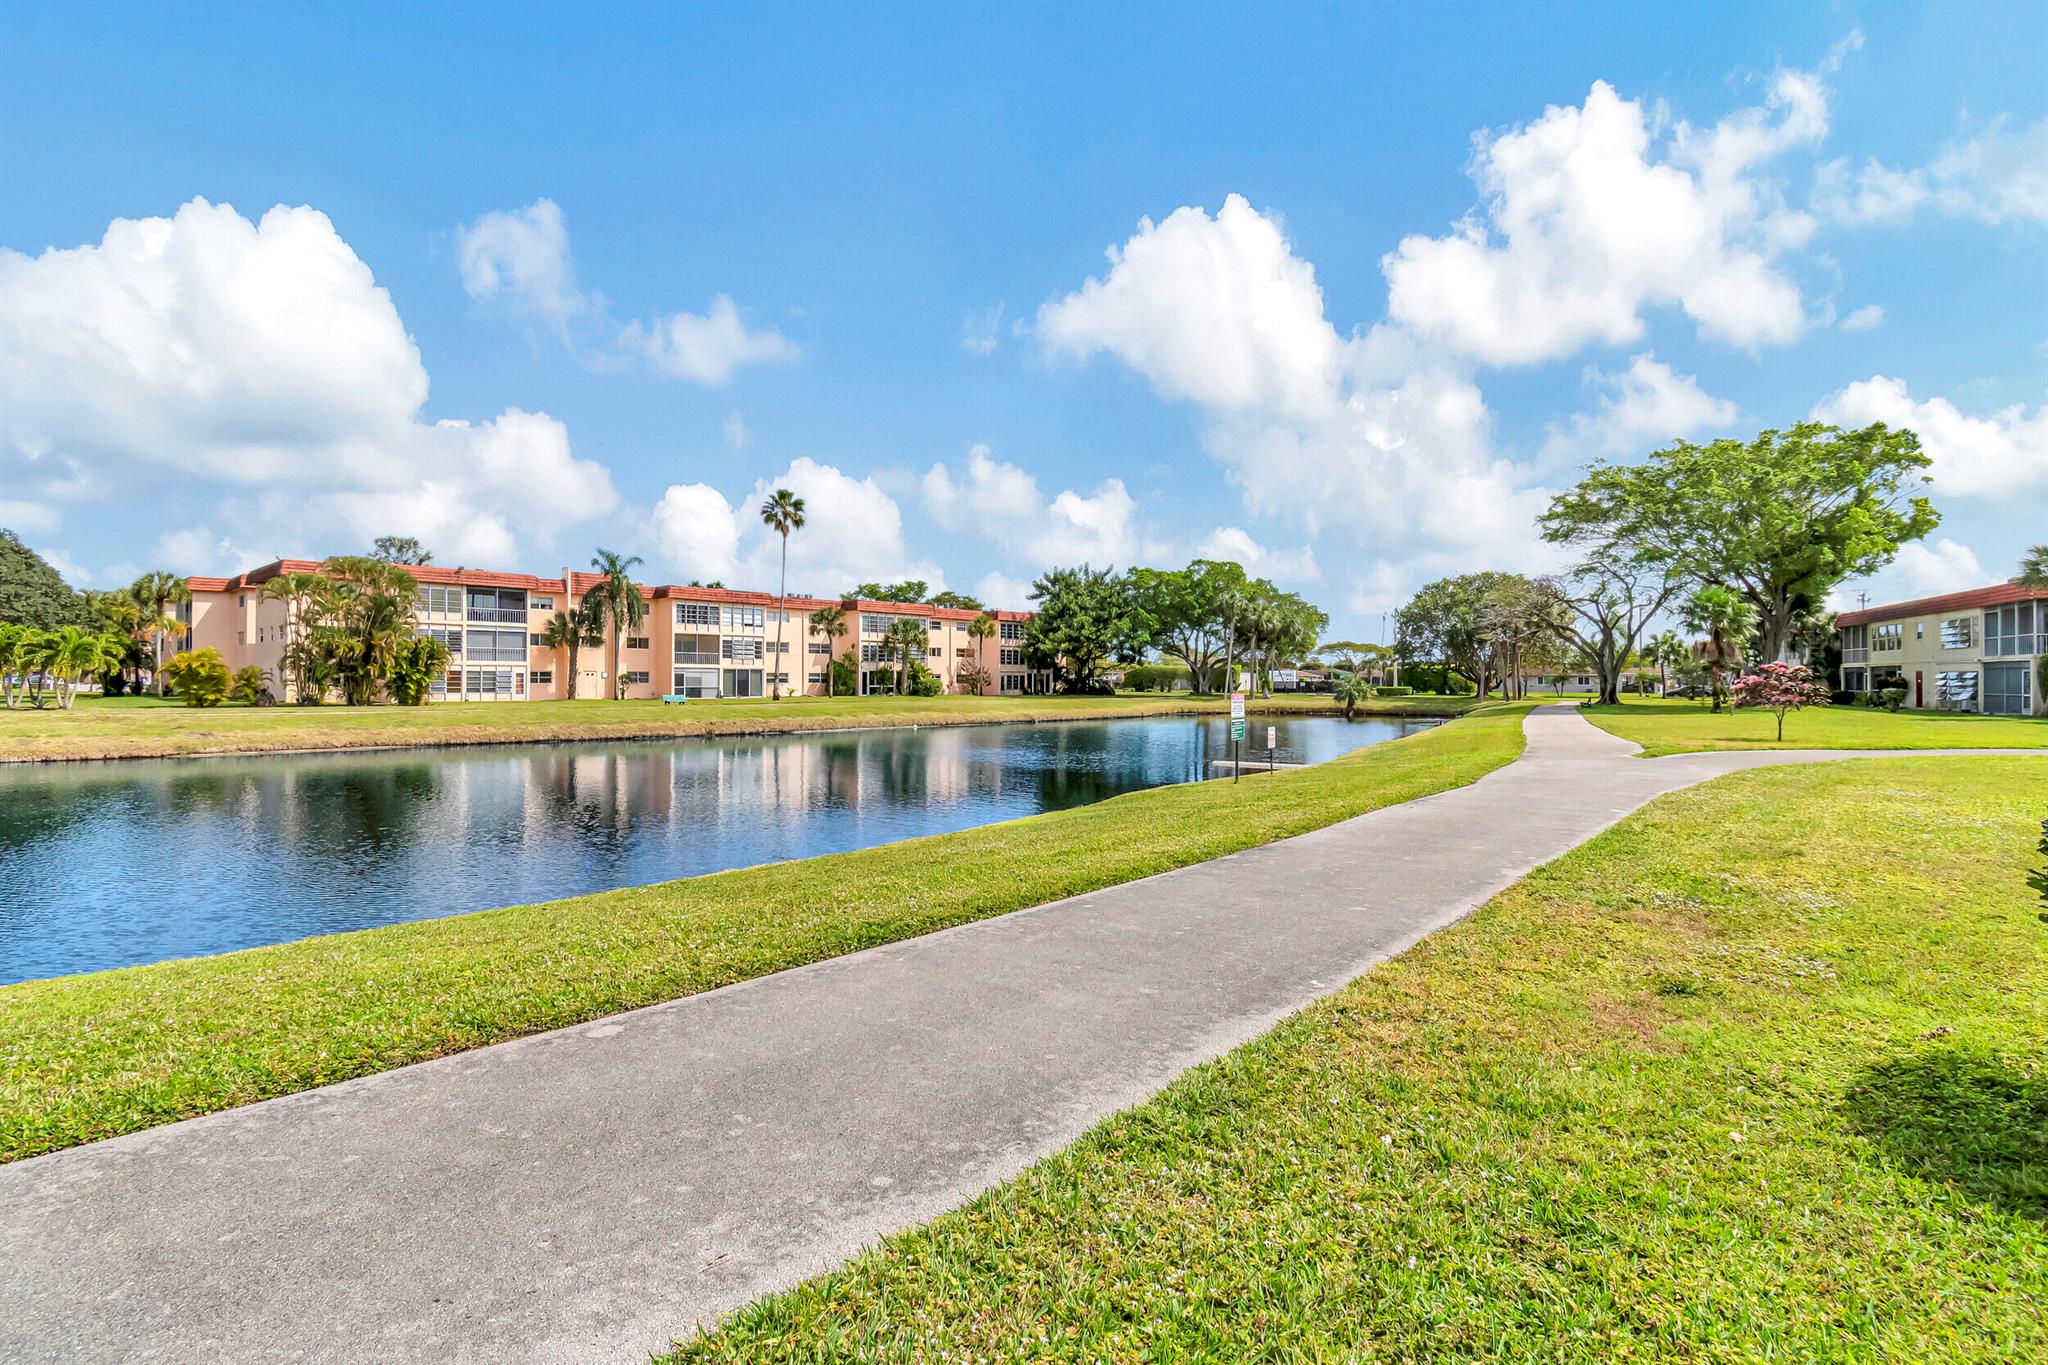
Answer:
top-left (671, 755), bottom-right (2048, 1363)
top-left (1583, 695), bottom-right (2048, 756)
top-left (0, 702), bottom-right (1531, 1163)
top-left (0, 691), bottom-right (1475, 763)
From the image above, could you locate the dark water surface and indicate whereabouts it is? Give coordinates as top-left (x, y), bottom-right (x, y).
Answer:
top-left (0, 714), bottom-right (1437, 983)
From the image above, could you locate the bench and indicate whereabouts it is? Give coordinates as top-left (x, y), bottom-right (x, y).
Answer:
top-left (661, 693), bottom-right (688, 706)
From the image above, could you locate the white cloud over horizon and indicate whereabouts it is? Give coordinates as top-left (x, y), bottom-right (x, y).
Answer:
top-left (1813, 375), bottom-right (2048, 496)
top-left (0, 198), bottom-right (619, 569)
top-left (1542, 352), bottom-right (1737, 460)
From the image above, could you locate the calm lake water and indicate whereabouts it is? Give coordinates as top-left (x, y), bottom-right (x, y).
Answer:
top-left (0, 714), bottom-right (1437, 983)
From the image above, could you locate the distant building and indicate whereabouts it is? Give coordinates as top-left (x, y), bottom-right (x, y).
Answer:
top-left (1835, 582), bottom-right (2046, 715)
top-left (181, 559), bottom-right (1053, 701)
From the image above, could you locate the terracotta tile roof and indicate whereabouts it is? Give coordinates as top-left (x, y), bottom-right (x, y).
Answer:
top-left (1836, 581), bottom-right (2047, 626)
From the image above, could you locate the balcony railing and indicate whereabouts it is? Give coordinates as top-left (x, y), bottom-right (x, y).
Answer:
top-left (1842, 647), bottom-right (1868, 663)
top-left (466, 607), bottom-right (525, 624)
top-left (673, 651), bottom-right (720, 665)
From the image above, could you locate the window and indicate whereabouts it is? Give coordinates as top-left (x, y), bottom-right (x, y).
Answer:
top-left (466, 628), bottom-right (526, 662)
top-left (626, 636), bottom-right (650, 650)
top-left (807, 671), bottom-right (827, 684)
top-left (1000, 621), bottom-right (1022, 641)
top-left (861, 613), bottom-right (890, 635)
top-left (1000, 648), bottom-right (1022, 666)
top-left (957, 648), bottom-right (970, 658)
top-left (1001, 673), bottom-right (1023, 692)
top-left (531, 670), bottom-right (554, 686)
top-left (531, 596), bottom-right (553, 611)
top-left (463, 667), bottom-right (517, 697)
top-left (928, 619), bottom-right (944, 632)
top-left (621, 670), bottom-right (650, 685)
top-left (530, 633), bottom-right (546, 646)
top-left (674, 634), bottom-right (719, 663)
top-left (676, 601), bottom-right (720, 627)
top-left (466, 587), bottom-right (527, 623)
top-left (808, 641), bottom-right (832, 655)
top-left (1940, 617), bottom-right (1973, 649)
top-left (673, 668), bottom-right (719, 698)
top-left (722, 605), bottom-right (764, 629)
top-left (722, 668), bottom-right (764, 697)
top-left (1841, 623), bottom-right (1868, 662)
top-left (1872, 623), bottom-right (1903, 652)
top-left (419, 585), bottom-right (462, 615)
top-left (767, 671), bottom-right (789, 685)
top-left (1936, 670), bottom-right (1979, 708)
top-left (238, 593), bottom-right (247, 607)
top-left (1985, 601), bottom-right (2041, 657)
top-left (767, 640), bottom-right (789, 653)
top-left (723, 638), bottom-right (761, 660)
top-left (1915, 621), bottom-right (1924, 640)
top-left (1842, 667), bottom-right (1868, 693)
top-left (1985, 662), bottom-right (2031, 716)
top-left (420, 626), bottom-right (462, 656)
top-left (861, 643), bottom-right (885, 663)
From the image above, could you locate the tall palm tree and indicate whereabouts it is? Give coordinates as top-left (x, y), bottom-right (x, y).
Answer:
top-left (807, 604), bottom-right (848, 696)
top-left (45, 627), bottom-right (124, 709)
top-left (1682, 585), bottom-right (1757, 714)
top-left (130, 570), bottom-right (191, 696)
top-left (1644, 629), bottom-right (1687, 695)
top-left (883, 616), bottom-right (927, 695)
top-left (585, 548), bottom-right (646, 700)
top-left (0, 623), bottom-right (33, 709)
top-left (541, 603), bottom-right (606, 699)
top-left (967, 611), bottom-right (997, 695)
top-left (317, 557), bottom-right (421, 704)
top-left (759, 488), bottom-right (807, 700)
top-left (261, 570), bottom-right (327, 701)
top-left (2019, 545), bottom-right (2048, 588)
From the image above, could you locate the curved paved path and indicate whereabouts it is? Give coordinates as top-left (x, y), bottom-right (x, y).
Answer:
top-left (3, 706), bottom-right (2039, 1363)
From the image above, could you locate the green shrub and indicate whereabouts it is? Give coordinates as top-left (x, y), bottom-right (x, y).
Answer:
top-left (229, 665), bottom-right (271, 706)
top-left (158, 648), bottom-right (231, 707)
top-left (908, 661), bottom-right (944, 697)
top-left (1372, 685), bottom-right (1413, 697)
top-left (1122, 664), bottom-right (1190, 692)
top-left (386, 636), bottom-right (451, 706)
top-left (829, 654), bottom-right (858, 697)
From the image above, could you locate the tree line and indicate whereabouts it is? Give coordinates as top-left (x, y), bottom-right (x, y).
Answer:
top-left (1396, 422), bottom-right (1941, 706)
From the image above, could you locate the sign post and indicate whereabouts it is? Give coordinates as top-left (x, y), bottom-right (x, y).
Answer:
top-left (1229, 692), bottom-right (1246, 783)
top-left (1266, 724), bottom-right (1277, 773)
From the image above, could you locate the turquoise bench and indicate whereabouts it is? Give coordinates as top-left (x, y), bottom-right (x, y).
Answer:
top-left (661, 693), bottom-right (687, 705)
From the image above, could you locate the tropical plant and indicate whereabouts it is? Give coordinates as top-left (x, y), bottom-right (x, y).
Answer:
top-left (882, 616), bottom-right (929, 695)
top-left (313, 557), bottom-right (421, 704)
top-left (230, 665), bottom-right (272, 706)
top-left (583, 548), bottom-right (646, 700)
top-left (906, 660), bottom-right (944, 697)
top-left (0, 622), bottom-right (32, 709)
top-left (1643, 630), bottom-right (1689, 696)
top-left (1535, 564), bottom-right (1681, 706)
top-left (261, 570), bottom-right (327, 701)
top-left (1681, 585), bottom-right (1759, 713)
top-left (808, 605), bottom-right (849, 696)
top-left (0, 530), bottom-right (93, 629)
top-left (929, 591), bottom-right (985, 611)
top-left (966, 611), bottom-right (997, 695)
top-left (2019, 545), bottom-right (2048, 589)
top-left (1332, 672), bottom-right (1373, 720)
top-left (955, 658), bottom-right (992, 696)
top-left (759, 488), bottom-right (807, 700)
top-left (386, 636), bottom-right (451, 706)
top-left (129, 570), bottom-right (191, 695)
top-left (1731, 661), bottom-right (1832, 741)
top-left (541, 602), bottom-right (606, 700)
top-left (37, 626), bottom-right (125, 709)
top-left (370, 535), bottom-right (433, 565)
top-left (850, 580), bottom-right (929, 603)
top-left (158, 646), bottom-right (232, 707)
top-left (1024, 564), bottom-right (1143, 694)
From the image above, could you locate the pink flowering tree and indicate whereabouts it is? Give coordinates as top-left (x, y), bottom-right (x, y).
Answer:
top-left (1731, 661), bottom-right (1832, 741)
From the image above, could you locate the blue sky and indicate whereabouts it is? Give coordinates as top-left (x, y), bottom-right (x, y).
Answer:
top-left (3, 1), bottom-right (2045, 635)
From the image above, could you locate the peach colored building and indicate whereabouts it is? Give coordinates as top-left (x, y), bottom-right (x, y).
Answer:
top-left (182, 559), bottom-right (1052, 702)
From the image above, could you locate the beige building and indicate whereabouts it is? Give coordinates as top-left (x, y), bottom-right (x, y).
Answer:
top-left (1836, 582), bottom-right (2045, 715)
top-left (183, 559), bottom-right (1051, 701)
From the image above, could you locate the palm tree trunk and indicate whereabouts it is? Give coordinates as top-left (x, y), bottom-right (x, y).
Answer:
top-left (774, 536), bottom-right (788, 701)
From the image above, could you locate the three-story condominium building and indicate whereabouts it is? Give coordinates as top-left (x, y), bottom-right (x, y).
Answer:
top-left (181, 559), bottom-right (1052, 701)
top-left (1835, 581), bottom-right (2047, 715)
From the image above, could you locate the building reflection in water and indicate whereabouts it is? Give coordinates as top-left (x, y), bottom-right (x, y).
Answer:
top-left (0, 715), bottom-right (1437, 983)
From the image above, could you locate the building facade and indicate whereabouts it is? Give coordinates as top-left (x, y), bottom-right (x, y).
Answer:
top-left (1835, 582), bottom-right (2046, 716)
top-left (182, 560), bottom-right (1052, 702)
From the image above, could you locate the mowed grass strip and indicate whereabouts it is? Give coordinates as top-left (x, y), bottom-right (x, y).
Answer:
top-left (0, 692), bottom-right (1475, 763)
top-left (672, 756), bottom-right (2048, 1363)
top-left (0, 704), bottom-right (1531, 1162)
top-left (1581, 695), bottom-right (2048, 755)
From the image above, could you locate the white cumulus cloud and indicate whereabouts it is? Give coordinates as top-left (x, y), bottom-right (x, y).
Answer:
top-left (1813, 375), bottom-right (2048, 497)
top-left (0, 198), bottom-right (618, 569)
top-left (1542, 353), bottom-right (1737, 460)
top-left (1193, 527), bottom-right (1319, 581)
top-left (1839, 304), bottom-right (1885, 332)
top-left (619, 294), bottom-right (799, 385)
top-left (922, 444), bottom-right (1144, 568)
top-left (456, 197), bottom-right (586, 326)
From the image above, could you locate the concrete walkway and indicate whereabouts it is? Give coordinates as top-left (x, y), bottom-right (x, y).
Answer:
top-left (3, 706), bottom-right (2039, 1364)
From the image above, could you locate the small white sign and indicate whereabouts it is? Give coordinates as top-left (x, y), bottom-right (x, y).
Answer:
top-left (1230, 692), bottom-right (1245, 721)
top-left (1267, 725), bottom-right (1277, 748)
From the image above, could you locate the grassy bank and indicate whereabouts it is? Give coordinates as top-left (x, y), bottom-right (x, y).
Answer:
top-left (673, 755), bottom-right (2048, 1363)
top-left (0, 692), bottom-right (1475, 764)
top-left (0, 703), bottom-right (1531, 1163)
top-left (1582, 695), bottom-right (2048, 756)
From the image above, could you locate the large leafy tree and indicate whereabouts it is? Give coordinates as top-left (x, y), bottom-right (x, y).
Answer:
top-left (1537, 563), bottom-right (1681, 705)
top-left (370, 536), bottom-right (433, 565)
top-left (929, 591), bottom-right (985, 611)
top-left (583, 548), bottom-right (647, 700)
top-left (1541, 422), bottom-right (1939, 663)
top-left (1396, 572), bottom-right (1520, 696)
top-left (1127, 561), bottom-right (1236, 694)
top-left (1023, 564), bottom-right (1140, 694)
top-left (313, 557), bottom-right (420, 704)
top-left (759, 488), bottom-right (807, 700)
top-left (0, 530), bottom-right (91, 630)
top-left (850, 580), bottom-right (930, 603)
